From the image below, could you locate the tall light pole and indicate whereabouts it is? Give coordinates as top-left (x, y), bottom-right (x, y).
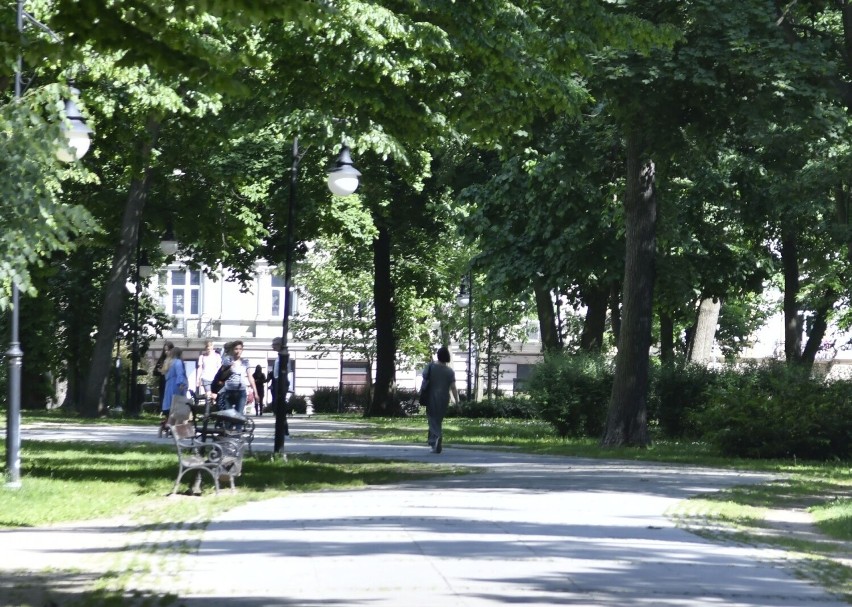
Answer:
top-left (129, 248), bottom-right (152, 416)
top-left (456, 274), bottom-right (473, 403)
top-left (6, 1), bottom-right (92, 487)
top-left (274, 139), bottom-right (361, 455)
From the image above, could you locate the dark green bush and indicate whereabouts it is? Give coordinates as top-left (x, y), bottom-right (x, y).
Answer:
top-left (392, 388), bottom-right (420, 415)
top-left (311, 387), bottom-right (338, 413)
top-left (526, 353), bottom-right (611, 438)
top-left (446, 396), bottom-right (536, 419)
top-left (697, 362), bottom-right (852, 459)
top-left (311, 386), bottom-right (371, 414)
top-left (289, 394), bottom-right (308, 415)
top-left (648, 362), bottom-right (718, 438)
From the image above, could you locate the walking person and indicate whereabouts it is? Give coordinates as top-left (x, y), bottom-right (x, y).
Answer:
top-left (152, 341), bottom-right (174, 411)
top-left (422, 346), bottom-right (459, 454)
top-left (159, 346), bottom-right (188, 438)
top-left (219, 340), bottom-right (257, 416)
top-left (252, 364), bottom-right (266, 416)
top-left (196, 340), bottom-right (222, 400)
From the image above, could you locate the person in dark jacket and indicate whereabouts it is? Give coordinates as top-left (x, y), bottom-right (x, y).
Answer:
top-left (152, 341), bottom-right (174, 411)
top-left (421, 346), bottom-right (459, 454)
top-left (252, 364), bottom-right (266, 416)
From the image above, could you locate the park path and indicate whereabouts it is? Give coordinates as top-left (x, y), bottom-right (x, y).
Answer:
top-left (2, 416), bottom-right (848, 606)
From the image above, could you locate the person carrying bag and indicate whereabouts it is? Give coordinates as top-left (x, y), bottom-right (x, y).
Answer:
top-left (421, 346), bottom-right (459, 454)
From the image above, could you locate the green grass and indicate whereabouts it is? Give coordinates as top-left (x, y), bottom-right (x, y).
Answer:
top-left (813, 498), bottom-right (852, 541)
top-left (0, 439), bottom-right (469, 528)
top-left (21, 407), bottom-right (167, 426)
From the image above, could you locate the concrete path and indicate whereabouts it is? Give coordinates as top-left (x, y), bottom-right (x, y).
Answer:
top-left (5, 416), bottom-right (848, 606)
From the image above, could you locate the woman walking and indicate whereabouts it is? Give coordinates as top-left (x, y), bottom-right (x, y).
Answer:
top-left (160, 346), bottom-right (188, 437)
top-left (252, 364), bottom-right (266, 416)
top-left (422, 346), bottom-right (459, 454)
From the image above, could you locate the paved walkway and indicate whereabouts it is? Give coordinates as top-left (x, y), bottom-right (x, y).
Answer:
top-left (3, 416), bottom-right (848, 606)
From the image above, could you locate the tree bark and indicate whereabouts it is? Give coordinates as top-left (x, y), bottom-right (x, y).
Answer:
top-left (580, 283), bottom-right (608, 352)
top-left (370, 222), bottom-right (396, 415)
top-left (81, 117), bottom-right (161, 417)
top-left (659, 311), bottom-right (674, 363)
top-left (602, 133), bottom-right (655, 448)
top-left (532, 277), bottom-right (560, 352)
top-left (780, 227), bottom-right (802, 364)
top-left (609, 280), bottom-right (621, 342)
top-left (687, 297), bottom-right (721, 364)
top-left (801, 301), bottom-right (831, 371)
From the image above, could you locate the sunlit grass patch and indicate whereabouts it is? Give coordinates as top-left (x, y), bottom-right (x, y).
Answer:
top-left (812, 498), bottom-right (852, 541)
top-left (0, 440), bottom-right (470, 528)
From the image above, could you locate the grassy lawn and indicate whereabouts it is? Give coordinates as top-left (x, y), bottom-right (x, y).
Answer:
top-left (0, 438), bottom-right (469, 528)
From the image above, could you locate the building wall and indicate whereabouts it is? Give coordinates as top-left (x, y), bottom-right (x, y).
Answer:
top-left (143, 259), bottom-right (541, 400)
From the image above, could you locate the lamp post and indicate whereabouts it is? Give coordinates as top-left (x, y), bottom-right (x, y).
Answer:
top-left (113, 342), bottom-right (121, 412)
top-left (128, 246), bottom-right (152, 416)
top-left (456, 274), bottom-right (473, 403)
top-left (274, 139), bottom-right (361, 455)
top-left (6, 1), bottom-right (92, 487)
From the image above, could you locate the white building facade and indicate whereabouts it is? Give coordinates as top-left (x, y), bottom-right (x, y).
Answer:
top-left (143, 260), bottom-right (543, 400)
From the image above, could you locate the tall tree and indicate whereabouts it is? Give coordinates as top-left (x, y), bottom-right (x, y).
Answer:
top-left (598, 0), bottom-right (829, 445)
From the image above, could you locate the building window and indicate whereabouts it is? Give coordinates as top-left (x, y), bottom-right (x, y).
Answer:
top-left (513, 364), bottom-right (535, 393)
top-left (271, 275), bottom-right (301, 317)
top-left (161, 268), bottom-right (201, 330)
top-left (271, 275), bottom-right (284, 316)
top-left (341, 361), bottom-right (369, 388)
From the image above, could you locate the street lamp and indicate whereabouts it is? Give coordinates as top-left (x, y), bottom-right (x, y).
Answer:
top-left (6, 1), bottom-right (92, 487)
top-left (456, 274), bottom-right (473, 403)
top-left (159, 224), bottom-right (178, 256)
top-left (128, 247), bottom-right (152, 416)
top-left (275, 140), bottom-right (361, 455)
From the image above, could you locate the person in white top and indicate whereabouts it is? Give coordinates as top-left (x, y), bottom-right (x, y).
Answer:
top-left (196, 340), bottom-right (222, 399)
top-left (220, 340), bottom-right (258, 415)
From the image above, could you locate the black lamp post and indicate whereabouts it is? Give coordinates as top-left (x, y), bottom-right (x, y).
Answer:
top-left (456, 274), bottom-right (473, 403)
top-left (274, 139), bottom-right (361, 455)
top-left (113, 342), bottom-right (122, 411)
top-left (6, 1), bottom-right (91, 487)
top-left (129, 247), bottom-right (152, 416)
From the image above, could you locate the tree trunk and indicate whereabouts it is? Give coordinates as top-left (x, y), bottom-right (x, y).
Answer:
top-left (81, 117), bottom-right (161, 417)
top-left (801, 302), bottom-right (830, 372)
top-left (602, 134), bottom-right (655, 448)
top-left (780, 227), bottom-right (802, 364)
top-left (485, 311), bottom-right (494, 399)
top-left (687, 297), bottom-right (721, 364)
top-left (580, 283), bottom-right (608, 352)
top-left (609, 280), bottom-right (621, 343)
top-left (370, 223), bottom-right (396, 415)
top-left (532, 277), bottom-right (560, 352)
top-left (659, 311), bottom-right (674, 363)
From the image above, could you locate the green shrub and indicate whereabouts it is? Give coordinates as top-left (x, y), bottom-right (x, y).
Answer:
top-left (526, 352), bottom-right (612, 438)
top-left (697, 362), bottom-right (852, 459)
top-left (289, 394), bottom-right (308, 414)
top-left (392, 388), bottom-right (420, 415)
top-left (311, 386), bottom-right (372, 414)
top-left (648, 362), bottom-right (717, 438)
top-left (311, 387), bottom-right (338, 413)
top-left (446, 396), bottom-right (536, 419)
